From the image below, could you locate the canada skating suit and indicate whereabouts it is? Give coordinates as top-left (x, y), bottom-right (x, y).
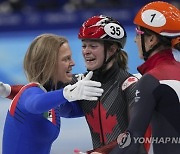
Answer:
top-left (79, 63), bottom-right (138, 149)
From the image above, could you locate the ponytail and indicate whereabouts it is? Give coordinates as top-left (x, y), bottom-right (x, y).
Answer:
top-left (174, 43), bottom-right (180, 51)
top-left (172, 37), bottom-right (180, 51)
top-left (104, 40), bottom-right (128, 70)
top-left (116, 49), bottom-right (128, 70)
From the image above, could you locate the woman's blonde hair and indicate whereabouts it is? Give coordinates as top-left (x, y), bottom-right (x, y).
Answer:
top-left (24, 33), bottom-right (68, 86)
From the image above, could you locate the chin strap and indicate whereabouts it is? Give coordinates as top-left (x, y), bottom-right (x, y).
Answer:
top-left (102, 52), bottom-right (117, 70)
top-left (141, 33), bottom-right (161, 61)
top-left (92, 46), bottom-right (118, 81)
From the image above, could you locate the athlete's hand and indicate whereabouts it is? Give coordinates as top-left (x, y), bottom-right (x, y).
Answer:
top-left (75, 73), bottom-right (85, 81)
top-left (0, 82), bottom-right (11, 98)
top-left (63, 71), bottom-right (103, 102)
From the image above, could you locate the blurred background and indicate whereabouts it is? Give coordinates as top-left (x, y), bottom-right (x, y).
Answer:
top-left (0, 0), bottom-right (179, 154)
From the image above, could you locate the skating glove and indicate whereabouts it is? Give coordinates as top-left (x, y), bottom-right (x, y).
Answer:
top-left (75, 73), bottom-right (85, 81)
top-left (63, 71), bottom-right (103, 102)
top-left (0, 82), bottom-right (11, 98)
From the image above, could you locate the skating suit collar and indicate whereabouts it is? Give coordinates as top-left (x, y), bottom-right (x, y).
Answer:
top-left (137, 49), bottom-right (174, 75)
top-left (92, 62), bottom-right (119, 83)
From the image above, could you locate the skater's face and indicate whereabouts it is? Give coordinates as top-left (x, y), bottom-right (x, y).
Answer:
top-left (81, 40), bottom-right (105, 71)
top-left (134, 26), bottom-right (157, 59)
top-left (57, 42), bottom-right (75, 83)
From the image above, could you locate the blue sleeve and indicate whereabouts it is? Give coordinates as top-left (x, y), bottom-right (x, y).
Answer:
top-left (59, 102), bottom-right (84, 118)
top-left (20, 87), bottom-right (69, 114)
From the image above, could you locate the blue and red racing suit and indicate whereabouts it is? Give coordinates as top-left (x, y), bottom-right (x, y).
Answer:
top-left (5, 71), bottom-right (150, 153)
top-left (3, 83), bottom-right (83, 154)
top-left (110, 49), bottom-right (180, 154)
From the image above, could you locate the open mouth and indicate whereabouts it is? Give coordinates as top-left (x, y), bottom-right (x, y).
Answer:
top-left (85, 57), bottom-right (96, 63)
top-left (66, 70), bottom-right (72, 76)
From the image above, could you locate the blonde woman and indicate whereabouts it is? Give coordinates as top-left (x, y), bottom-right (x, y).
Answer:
top-left (2, 34), bottom-right (103, 154)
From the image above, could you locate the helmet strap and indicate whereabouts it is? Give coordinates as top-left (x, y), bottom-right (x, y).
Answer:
top-left (100, 44), bottom-right (117, 71)
top-left (141, 34), bottom-right (161, 61)
top-left (91, 46), bottom-right (117, 81)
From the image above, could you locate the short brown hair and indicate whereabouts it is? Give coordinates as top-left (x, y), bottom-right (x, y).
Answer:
top-left (24, 34), bottom-right (68, 86)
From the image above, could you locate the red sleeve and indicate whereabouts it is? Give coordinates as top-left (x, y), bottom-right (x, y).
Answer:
top-left (7, 85), bottom-right (24, 100)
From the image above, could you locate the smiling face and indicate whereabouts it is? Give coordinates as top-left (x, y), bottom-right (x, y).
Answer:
top-left (24, 34), bottom-right (74, 86)
top-left (57, 42), bottom-right (75, 83)
top-left (82, 40), bottom-right (105, 71)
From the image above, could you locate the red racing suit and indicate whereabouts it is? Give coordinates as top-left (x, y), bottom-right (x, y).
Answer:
top-left (110, 50), bottom-right (180, 154)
